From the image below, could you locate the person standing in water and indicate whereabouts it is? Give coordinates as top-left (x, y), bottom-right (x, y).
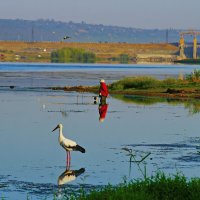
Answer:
top-left (99, 79), bottom-right (109, 103)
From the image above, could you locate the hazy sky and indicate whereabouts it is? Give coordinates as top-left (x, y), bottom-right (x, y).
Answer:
top-left (0, 0), bottom-right (199, 29)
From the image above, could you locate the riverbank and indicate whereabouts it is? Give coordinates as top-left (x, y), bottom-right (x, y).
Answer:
top-left (50, 78), bottom-right (200, 100)
top-left (175, 59), bottom-right (200, 64)
top-left (77, 173), bottom-right (200, 200)
top-left (0, 41), bottom-right (178, 63)
top-left (51, 86), bottom-right (200, 100)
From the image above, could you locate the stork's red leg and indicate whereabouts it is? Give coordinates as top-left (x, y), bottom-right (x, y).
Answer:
top-left (66, 151), bottom-right (69, 167)
top-left (66, 151), bottom-right (71, 168)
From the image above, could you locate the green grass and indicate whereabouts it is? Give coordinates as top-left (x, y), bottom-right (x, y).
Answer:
top-left (109, 75), bottom-right (200, 91)
top-left (4, 173), bottom-right (200, 200)
top-left (110, 76), bottom-right (160, 90)
top-left (77, 173), bottom-right (200, 200)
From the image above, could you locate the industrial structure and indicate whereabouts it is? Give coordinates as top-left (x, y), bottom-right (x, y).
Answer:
top-left (179, 31), bottom-right (200, 59)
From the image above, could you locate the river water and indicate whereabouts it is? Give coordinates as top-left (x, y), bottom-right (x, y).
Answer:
top-left (1, 62), bottom-right (200, 87)
top-left (0, 63), bottom-right (200, 199)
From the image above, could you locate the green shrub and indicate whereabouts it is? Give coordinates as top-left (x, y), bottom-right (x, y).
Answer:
top-left (186, 69), bottom-right (200, 82)
top-left (51, 47), bottom-right (96, 63)
top-left (160, 78), bottom-right (184, 88)
top-left (110, 76), bottom-right (197, 91)
top-left (119, 54), bottom-right (130, 64)
top-left (111, 76), bottom-right (159, 90)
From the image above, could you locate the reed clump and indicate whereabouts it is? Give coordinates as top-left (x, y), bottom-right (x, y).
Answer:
top-left (110, 76), bottom-right (158, 90)
top-left (110, 76), bottom-right (187, 90)
top-left (186, 69), bottom-right (200, 82)
top-left (109, 70), bottom-right (200, 92)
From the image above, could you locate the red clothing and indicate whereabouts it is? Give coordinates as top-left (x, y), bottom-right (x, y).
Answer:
top-left (99, 104), bottom-right (108, 120)
top-left (99, 82), bottom-right (109, 97)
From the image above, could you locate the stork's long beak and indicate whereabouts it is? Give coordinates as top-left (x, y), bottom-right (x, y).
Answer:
top-left (52, 125), bottom-right (59, 132)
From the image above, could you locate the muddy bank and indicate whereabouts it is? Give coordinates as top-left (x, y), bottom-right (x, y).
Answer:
top-left (49, 85), bottom-right (200, 100)
top-left (50, 85), bottom-right (98, 93)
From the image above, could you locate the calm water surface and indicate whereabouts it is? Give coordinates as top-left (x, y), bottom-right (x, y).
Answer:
top-left (1, 62), bottom-right (200, 87)
top-left (0, 63), bottom-right (200, 199)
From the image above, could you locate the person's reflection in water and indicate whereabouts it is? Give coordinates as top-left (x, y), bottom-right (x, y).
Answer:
top-left (97, 79), bottom-right (109, 121)
top-left (98, 102), bottom-right (109, 122)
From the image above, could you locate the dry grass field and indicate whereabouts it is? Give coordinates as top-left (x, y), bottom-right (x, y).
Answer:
top-left (0, 41), bottom-right (178, 63)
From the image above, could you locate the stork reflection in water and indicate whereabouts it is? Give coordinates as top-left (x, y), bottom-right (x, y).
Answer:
top-left (52, 123), bottom-right (86, 166)
top-left (58, 167), bottom-right (85, 185)
top-left (56, 167), bottom-right (85, 199)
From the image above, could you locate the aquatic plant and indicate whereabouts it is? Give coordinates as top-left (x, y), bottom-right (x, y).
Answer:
top-left (122, 147), bottom-right (151, 180)
top-left (184, 100), bottom-right (200, 115)
top-left (178, 72), bottom-right (184, 80)
top-left (186, 69), bottom-right (200, 82)
top-left (160, 78), bottom-right (182, 88)
top-left (110, 76), bottom-right (188, 90)
top-left (110, 74), bottom-right (200, 92)
top-left (110, 76), bottom-right (160, 90)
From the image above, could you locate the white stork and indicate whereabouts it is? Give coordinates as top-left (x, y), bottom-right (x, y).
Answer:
top-left (52, 123), bottom-right (85, 166)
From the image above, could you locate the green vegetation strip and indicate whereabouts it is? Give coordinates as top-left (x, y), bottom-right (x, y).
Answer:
top-left (77, 173), bottom-right (200, 200)
top-left (106, 71), bottom-right (200, 99)
top-left (52, 70), bottom-right (200, 99)
top-left (110, 75), bottom-right (200, 91)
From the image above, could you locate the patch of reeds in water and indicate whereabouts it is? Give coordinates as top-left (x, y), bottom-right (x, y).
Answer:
top-left (110, 74), bottom-right (200, 91)
top-left (110, 76), bottom-right (160, 90)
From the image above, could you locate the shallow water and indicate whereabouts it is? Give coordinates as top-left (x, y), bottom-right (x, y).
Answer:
top-left (1, 63), bottom-right (200, 199)
top-left (1, 62), bottom-right (200, 87)
top-left (1, 90), bottom-right (200, 199)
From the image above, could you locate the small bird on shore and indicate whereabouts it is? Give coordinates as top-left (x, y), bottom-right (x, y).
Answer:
top-left (52, 123), bottom-right (85, 166)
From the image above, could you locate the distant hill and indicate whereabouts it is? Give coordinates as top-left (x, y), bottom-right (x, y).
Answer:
top-left (0, 19), bottom-right (181, 43)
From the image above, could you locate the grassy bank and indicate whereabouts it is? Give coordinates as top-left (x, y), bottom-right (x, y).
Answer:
top-left (77, 173), bottom-right (200, 200)
top-left (110, 76), bottom-right (198, 90)
top-left (108, 72), bottom-right (200, 99)
top-left (51, 72), bottom-right (200, 99)
top-left (48, 69), bottom-right (200, 103)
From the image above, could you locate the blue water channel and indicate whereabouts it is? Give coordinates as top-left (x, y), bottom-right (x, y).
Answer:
top-left (0, 63), bottom-right (200, 199)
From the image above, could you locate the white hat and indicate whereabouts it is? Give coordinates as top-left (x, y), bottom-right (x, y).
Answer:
top-left (100, 79), bottom-right (105, 83)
